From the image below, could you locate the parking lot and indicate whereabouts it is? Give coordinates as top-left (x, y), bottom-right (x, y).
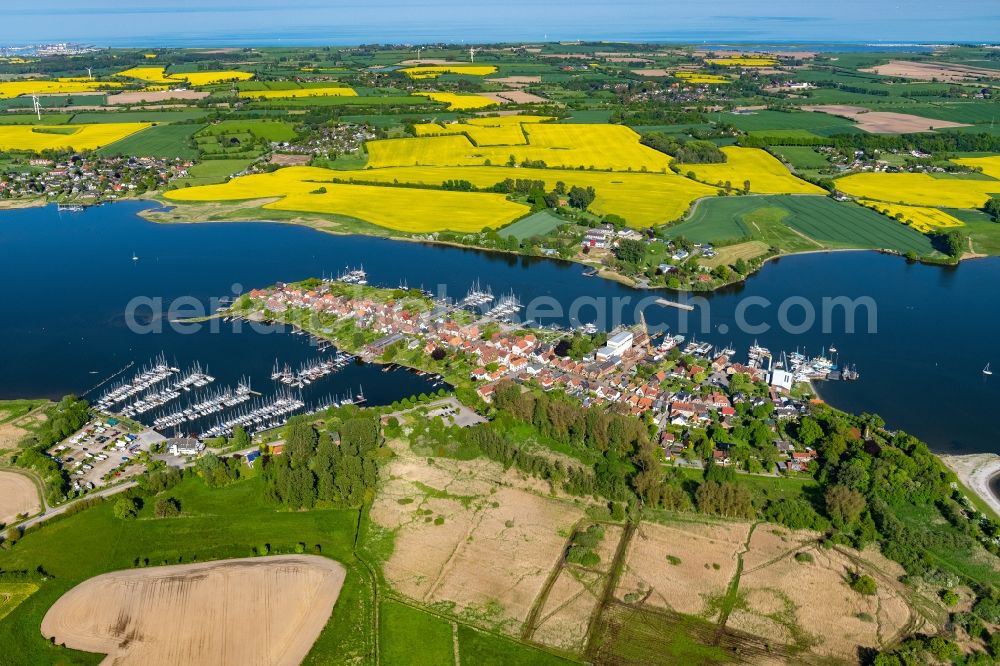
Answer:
top-left (48, 418), bottom-right (157, 492)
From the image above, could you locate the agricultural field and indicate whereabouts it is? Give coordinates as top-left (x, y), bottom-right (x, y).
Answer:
top-left (0, 123), bottom-right (151, 152)
top-left (41, 556), bottom-right (346, 666)
top-left (95, 123), bottom-right (203, 159)
top-left (164, 166), bottom-right (529, 232)
top-left (366, 122), bottom-right (674, 172)
top-left (857, 200), bottom-right (966, 233)
top-left (500, 210), bottom-right (565, 240)
top-left (116, 66), bottom-right (253, 86)
top-left (667, 195), bottom-right (938, 256)
top-left (0, 79), bottom-right (124, 99)
top-left (239, 86), bottom-right (357, 99)
top-left (400, 65), bottom-right (498, 79)
top-left (724, 109), bottom-right (858, 135)
top-left (413, 91), bottom-right (498, 110)
top-left (413, 115), bottom-right (554, 145)
top-left (0, 474), bottom-right (377, 665)
top-left (704, 57), bottom-right (777, 67)
top-left (684, 147), bottom-right (826, 194)
top-left (331, 165), bottom-right (717, 226)
top-left (836, 165), bottom-right (1000, 209)
top-left (0, 470), bottom-right (40, 526)
top-left (170, 158), bottom-right (255, 186)
top-left (770, 145), bottom-right (831, 170)
top-left (674, 72), bottom-right (730, 85)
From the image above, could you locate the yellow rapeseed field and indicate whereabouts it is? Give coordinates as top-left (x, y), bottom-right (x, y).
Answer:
top-left (164, 166), bottom-right (528, 232)
top-left (413, 116), bottom-right (553, 146)
top-left (240, 87), bottom-right (357, 99)
top-left (400, 65), bottom-right (497, 79)
top-left (0, 123), bottom-right (152, 151)
top-left (835, 171), bottom-right (999, 209)
top-left (412, 92), bottom-right (497, 111)
top-left (0, 79), bottom-right (125, 99)
top-left (367, 123), bottom-right (674, 172)
top-left (336, 165), bottom-right (717, 227)
top-left (675, 72), bottom-right (731, 85)
top-left (116, 66), bottom-right (175, 84)
top-left (954, 155), bottom-right (1000, 180)
top-left (704, 57), bottom-right (778, 67)
top-left (116, 67), bottom-right (253, 86)
top-left (857, 200), bottom-right (965, 233)
top-left (686, 147), bottom-right (825, 194)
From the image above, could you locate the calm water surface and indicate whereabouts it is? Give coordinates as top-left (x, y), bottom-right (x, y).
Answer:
top-left (1, 202), bottom-right (998, 455)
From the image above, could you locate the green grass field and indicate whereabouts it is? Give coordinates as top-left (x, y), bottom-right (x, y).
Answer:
top-left (0, 582), bottom-right (39, 622)
top-left (251, 95), bottom-right (436, 108)
top-left (666, 195), bottom-right (938, 256)
top-left (500, 211), bottom-right (564, 240)
top-left (722, 110), bottom-right (857, 134)
top-left (96, 123), bottom-right (203, 159)
top-left (0, 114), bottom-right (73, 125)
top-left (456, 624), bottom-right (579, 665)
top-left (770, 146), bottom-right (831, 170)
top-left (68, 110), bottom-right (209, 124)
top-left (381, 600), bottom-right (455, 666)
top-left (170, 158), bottom-right (255, 186)
top-left (196, 119), bottom-right (297, 142)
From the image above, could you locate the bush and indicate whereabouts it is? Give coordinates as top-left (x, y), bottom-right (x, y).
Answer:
top-left (153, 497), bottom-right (180, 518)
top-left (666, 554), bottom-right (681, 566)
top-left (794, 552), bottom-right (814, 564)
top-left (941, 590), bottom-right (960, 607)
top-left (850, 573), bottom-right (877, 596)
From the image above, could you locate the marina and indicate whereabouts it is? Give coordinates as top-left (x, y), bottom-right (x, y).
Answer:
top-left (3, 201), bottom-right (1000, 454)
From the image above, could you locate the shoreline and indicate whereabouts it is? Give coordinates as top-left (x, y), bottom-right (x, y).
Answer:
top-left (939, 452), bottom-right (1000, 520)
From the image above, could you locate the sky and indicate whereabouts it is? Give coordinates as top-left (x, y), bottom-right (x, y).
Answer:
top-left (2, 0), bottom-right (999, 46)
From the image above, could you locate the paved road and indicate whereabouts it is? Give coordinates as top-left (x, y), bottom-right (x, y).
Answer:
top-left (15, 480), bottom-right (139, 532)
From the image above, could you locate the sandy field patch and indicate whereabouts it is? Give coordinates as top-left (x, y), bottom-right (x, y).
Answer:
top-left (532, 568), bottom-right (603, 652)
top-left (802, 104), bottom-right (968, 133)
top-left (489, 76), bottom-right (541, 87)
top-left (106, 90), bottom-right (210, 105)
top-left (495, 90), bottom-right (549, 104)
top-left (0, 408), bottom-right (47, 450)
top-left (616, 519), bottom-right (750, 618)
top-left (269, 153), bottom-right (312, 166)
top-left (632, 69), bottom-right (673, 77)
top-left (477, 92), bottom-right (511, 105)
top-left (861, 60), bottom-right (1000, 82)
top-left (372, 439), bottom-right (584, 634)
top-left (41, 555), bottom-right (346, 666)
top-left (0, 470), bottom-right (40, 525)
top-left (592, 524), bottom-right (624, 573)
top-left (737, 536), bottom-right (921, 660)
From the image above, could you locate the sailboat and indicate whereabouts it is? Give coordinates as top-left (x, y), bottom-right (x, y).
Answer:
top-left (132, 251), bottom-right (139, 262)
top-left (984, 363), bottom-right (993, 376)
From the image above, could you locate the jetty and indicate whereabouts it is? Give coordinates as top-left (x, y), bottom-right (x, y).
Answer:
top-left (654, 297), bottom-right (695, 312)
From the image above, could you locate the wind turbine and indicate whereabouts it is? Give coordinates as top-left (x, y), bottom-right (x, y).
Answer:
top-left (417, 46), bottom-right (422, 61)
top-left (31, 92), bottom-right (41, 120)
top-left (87, 67), bottom-right (93, 80)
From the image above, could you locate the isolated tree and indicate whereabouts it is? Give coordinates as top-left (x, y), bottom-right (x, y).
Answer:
top-left (154, 497), bottom-right (181, 518)
top-left (825, 485), bottom-right (866, 528)
top-left (113, 497), bottom-right (138, 520)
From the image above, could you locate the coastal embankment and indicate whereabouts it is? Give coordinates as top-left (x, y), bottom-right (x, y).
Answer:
top-left (940, 453), bottom-right (1000, 520)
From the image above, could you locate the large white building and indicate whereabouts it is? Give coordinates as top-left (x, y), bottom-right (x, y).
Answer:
top-left (595, 330), bottom-right (634, 361)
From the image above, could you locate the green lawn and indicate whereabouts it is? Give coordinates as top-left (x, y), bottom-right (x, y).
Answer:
top-left (96, 123), bottom-right (203, 159)
top-left (171, 158), bottom-right (255, 186)
top-left (0, 475), bottom-right (372, 665)
top-left (500, 211), bottom-right (565, 240)
top-left (381, 600), bottom-right (455, 666)
top-left (666, 195), bottom-right (938, 256)
top-left (456, 624), bottom-right (579, 665)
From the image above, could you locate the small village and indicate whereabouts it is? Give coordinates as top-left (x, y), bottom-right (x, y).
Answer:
top-left (0, 154), bottom-right (191, 202)
top-left (243, 277), bottom-right (844, 475)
